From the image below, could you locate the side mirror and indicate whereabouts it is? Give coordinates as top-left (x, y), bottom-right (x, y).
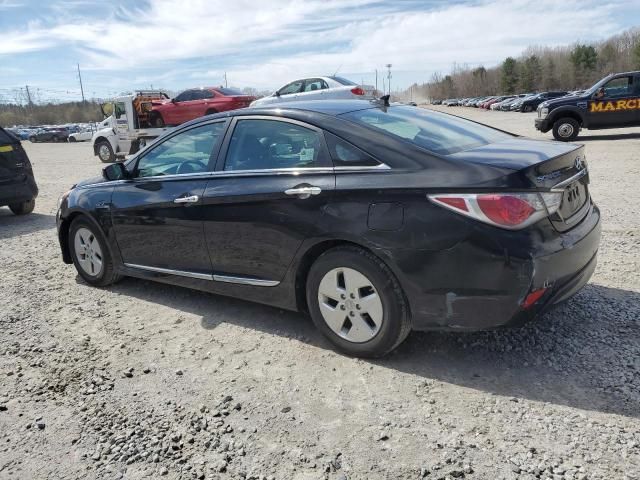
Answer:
top-left (103, 162), bottom-right (129, 181)
top-left (171, 98), bottom-right (177, 103)
top-left (275, 91), bottom-right (280, 97)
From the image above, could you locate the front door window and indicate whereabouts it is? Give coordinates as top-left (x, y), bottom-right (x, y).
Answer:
top-left (136, 122), bottom-right (226, 178)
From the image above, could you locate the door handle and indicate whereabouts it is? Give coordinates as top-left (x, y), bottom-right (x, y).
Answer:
top-left (284, 186), bottom-right (322, 199)
top-left (173, 195), bottom-right (199, 204)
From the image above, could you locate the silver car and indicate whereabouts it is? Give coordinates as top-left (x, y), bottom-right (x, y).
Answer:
top-left (250, 76), bottom-right (376, 107)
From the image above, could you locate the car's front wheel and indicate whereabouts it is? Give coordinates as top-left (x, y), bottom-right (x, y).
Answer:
top-left (96, 141), bottom-right (115, 163)
top-left (69, 217), bottom-right (121, 287)
top-left (523, 105), bottom-right (533, 112)
top-left (9, 199), bottom-right (35, 215)
top-left (552, 117), bottom-right (580, 141)
top-left (306, 246), bottom-right (411, 357)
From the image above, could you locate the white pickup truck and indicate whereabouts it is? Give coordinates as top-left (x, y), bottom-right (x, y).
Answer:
top-left (92, 91), bottom-right (172, 163)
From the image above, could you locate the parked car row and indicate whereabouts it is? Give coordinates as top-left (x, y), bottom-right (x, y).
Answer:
top-left (436, 91), bottom-right (573, 112)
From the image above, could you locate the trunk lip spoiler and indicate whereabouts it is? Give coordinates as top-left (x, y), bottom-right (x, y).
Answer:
top-left (550, 169), bottom-right (588, 192)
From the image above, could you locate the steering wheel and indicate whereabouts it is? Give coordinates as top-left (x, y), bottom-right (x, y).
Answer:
top-left (176, 160), bottom-right (204, 175)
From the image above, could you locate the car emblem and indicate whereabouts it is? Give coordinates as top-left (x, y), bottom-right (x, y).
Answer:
top-left (574, 156), bottom-right (584, 170)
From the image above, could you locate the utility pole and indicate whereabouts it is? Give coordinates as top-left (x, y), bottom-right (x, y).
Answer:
top-left (77, 64), bottom-right (86, 103)
top-left (375, 69), bottom-right (378, 93)
top-left (25, 85), bottom-right (33, 106)
top-left (385, 64), bottom-right (392, 96)
top-left (224, 72), bottom-right (228, 88)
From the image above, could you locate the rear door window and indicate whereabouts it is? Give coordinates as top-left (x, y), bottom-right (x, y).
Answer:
top-left (223, 119), bottom-right (326, 171)
top-left (343, 106), bottom-right (511, 155)
top-left (304, 79), bottom-right (328, 91)
top-left (325, 132), bottom-right (380, 167)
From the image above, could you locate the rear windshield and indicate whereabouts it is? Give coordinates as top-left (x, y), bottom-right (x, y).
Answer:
top-left (342, 106), bottom-right (511, 155)
top-left (215, 87), bottom-right (244, 96)
top-left (329, 76), bottom-right (357, 86)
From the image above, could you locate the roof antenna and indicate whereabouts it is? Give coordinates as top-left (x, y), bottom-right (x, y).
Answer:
top-left (333, 64), bottom-right (342, 76)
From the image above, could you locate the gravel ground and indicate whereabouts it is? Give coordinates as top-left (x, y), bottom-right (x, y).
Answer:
top-left (0, 108), bottom-right (638, 480)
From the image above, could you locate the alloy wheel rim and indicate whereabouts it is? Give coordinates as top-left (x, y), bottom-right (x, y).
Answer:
top-left (74, 227), bottom-right (104, 277)
top-left (317, 267), bottom-right (383, 343)
top-left (558, 123), bottom-right (574, 138)
top-left (99, 145), bottom-right (110, 161)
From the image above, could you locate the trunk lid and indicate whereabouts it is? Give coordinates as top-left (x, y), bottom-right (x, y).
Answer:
top-left (449, 138), bottom-right (590, 231)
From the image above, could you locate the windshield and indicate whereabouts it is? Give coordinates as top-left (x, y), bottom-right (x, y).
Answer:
top-left (343, 106), bottom-right (511, 155)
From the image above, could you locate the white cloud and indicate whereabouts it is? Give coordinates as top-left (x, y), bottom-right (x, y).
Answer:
top-left (0, 0), bottom-right (634, 91)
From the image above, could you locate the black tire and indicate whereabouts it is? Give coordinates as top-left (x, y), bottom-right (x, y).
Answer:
top-left (29, 136), bottom-right (37, 143)
top-left (151, 113), bottom-right (165, 127)
top-left (68, 136), bottom-right (76, 142)
top-left (523, 105), bottom-right (533, 112)
top-left (69, 216), bottom-right (122, 287)
top-left (9, 199), bottom-right (35, 215)
top-left (96, 141), bottom-right (115, 163)
top-left (306, 246), bottom-right (411, 358)
top-left (552, 117), bottom-right (580, 142)
top-left (52, 136), bottom-right (59, 143)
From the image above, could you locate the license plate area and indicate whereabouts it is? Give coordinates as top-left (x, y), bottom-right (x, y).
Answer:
top-left (550, 181), bottom-right (589, 232)
top-left (561, 181), bottom-right (586, 217)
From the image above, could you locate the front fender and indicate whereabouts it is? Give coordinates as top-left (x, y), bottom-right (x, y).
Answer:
top-left (547, 106), bottom-right (586, 127)
top-left (57, 184), bottom-right (121, 267)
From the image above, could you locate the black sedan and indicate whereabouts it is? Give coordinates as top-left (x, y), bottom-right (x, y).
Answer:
top-left (1, 126), bottom-right (38, 215)
top-left (29, 127), bottom-right (69, 143)
top-left (56, 100), bottom-right (600, 357)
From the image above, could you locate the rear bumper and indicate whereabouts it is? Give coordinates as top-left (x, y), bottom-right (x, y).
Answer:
top-left (535, 117), bottom-right (551, 132)
top-left (0, 174), bottom-right (38, 206)
top-left (381, 203), bottom-right (601, 331)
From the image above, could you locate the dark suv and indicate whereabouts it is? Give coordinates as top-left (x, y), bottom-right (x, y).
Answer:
top-left (520, 91), bottom-right (568, 112)
top-left (0, 126), bottom-right (38, 215)
top-left (535, 71), bottom-right (640, 141)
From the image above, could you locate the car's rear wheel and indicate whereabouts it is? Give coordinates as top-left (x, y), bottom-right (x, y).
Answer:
top-left (96, 141), bottom-right (115, 163)
top-left (69, 217), bottom-right (121, 287)
top-left (552, 117), bottom-right (580, 141)
top-left (9, 199), bottom-right (35, 215)
top-left (52, 136), bottom-right (59, 143)
top-left (68, 136), bottom-right (76, 142)
top-left (306, 246), bottom-right (411, 357)
top-left (523, 105), bottom-right (533, 112)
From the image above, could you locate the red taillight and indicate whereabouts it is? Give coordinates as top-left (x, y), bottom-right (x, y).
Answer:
top-left (351, 87), bottom-right (366, 96)
top-left (477, 194), bottom-right (535, 227)
top-left (522, 287), bottom-right (548, 309)
top-left (428, 192), bottom-right (562, 230)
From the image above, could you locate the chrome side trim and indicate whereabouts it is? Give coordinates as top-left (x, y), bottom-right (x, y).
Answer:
top-left (124, 263), bottom-right (213, 280)
top-left (123, 263), bottom-right (280, 286)
top-left (212, 274), bottom-right (280, 287)
top-left (551, 169), bottom-right (588, 190)
top-left (79, 165), bottom-right (391, 186)
top-left (334, 164), bottom-right (391, 171)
